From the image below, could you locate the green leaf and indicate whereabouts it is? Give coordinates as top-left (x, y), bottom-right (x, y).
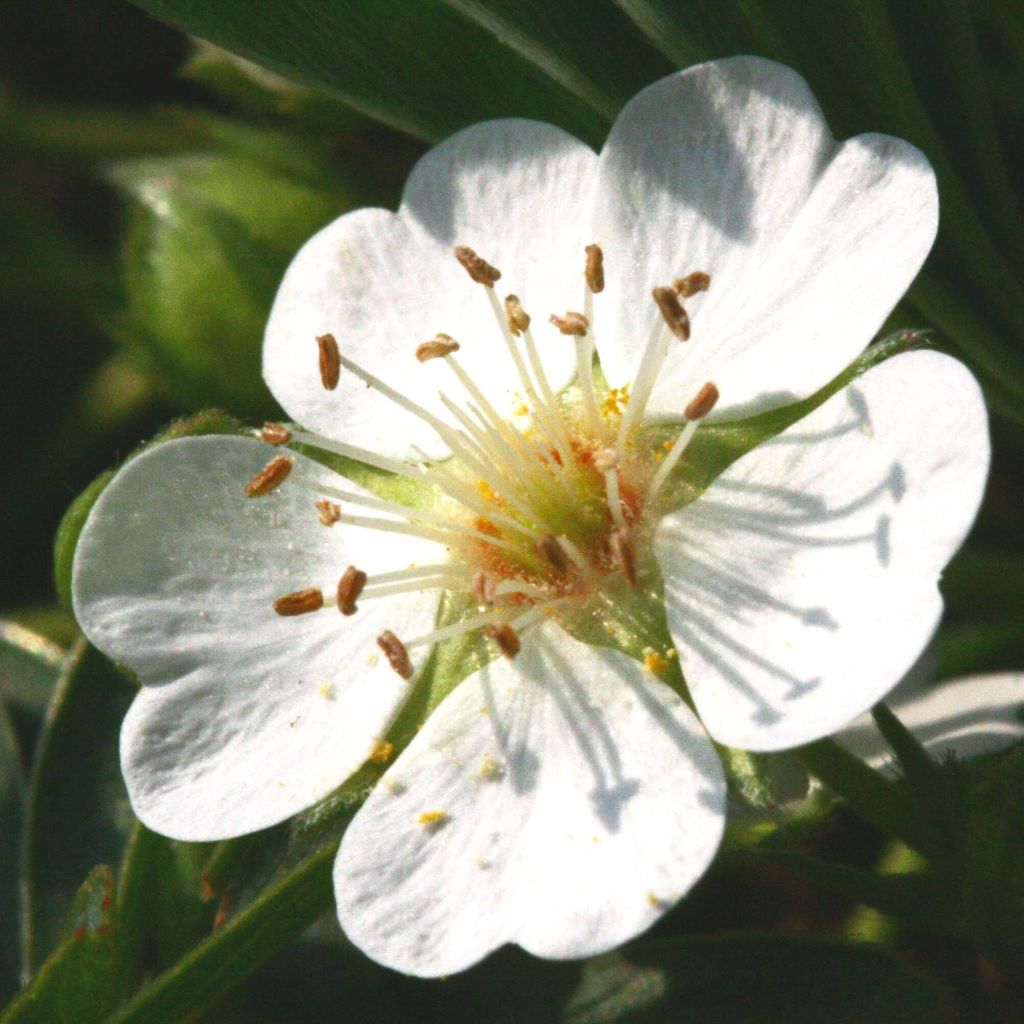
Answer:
top-left (128, 0), bottom-right (609, 144)
top-left (561, 933), bottom-right (952, 1023)
top-left (107, 149), bottom-right (349, 419)
top-left (2, 867), bottom-right (120, 1024)
top-left (21, 643), bottom-right (137, 974)
top-left (0, 703), bottom-right (26, 1006)
top-left (0, 621), bottom-right (64, 765)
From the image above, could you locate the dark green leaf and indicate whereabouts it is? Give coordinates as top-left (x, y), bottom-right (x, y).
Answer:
top-left (0, 622), bottom-right (63, 765)
top-left (21, 643), bottom-right (136, 974)
top-left (561, 933), bottom-right (952, 1023)
top-left (2, 867), bottom-right (120, 1024)
top-left (0, 703), bottom-right (26, 1005)
top-left (129, 0), bottom-right (609, 143)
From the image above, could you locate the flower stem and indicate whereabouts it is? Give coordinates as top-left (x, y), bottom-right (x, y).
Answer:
top-left (793, 738), bottom-right (941, 857)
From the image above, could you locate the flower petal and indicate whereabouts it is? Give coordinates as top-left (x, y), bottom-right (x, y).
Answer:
top-left (333, 623), bottom-right (725, 976)
top-left (592, 56), bottom-right (938, 419)
top-left (656, 350), bottom-right (989, 751)
top-left (72, 435), bottom-right (444, 840)
top-left (838, 673), bottom-right (1024, 767)
top-left (264, 120), bottom-right (597, 459)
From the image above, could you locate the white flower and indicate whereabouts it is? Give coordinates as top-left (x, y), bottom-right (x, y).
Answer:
top-left (72, 57), bottom-right (990, 977)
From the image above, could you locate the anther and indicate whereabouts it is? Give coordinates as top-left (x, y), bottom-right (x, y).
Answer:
top-left (504, 295), bottom-right (531, 336)
top-left (377, 630), bottom-right (414, 680)
top-left (536, 533), bottom-right (570, 573)
top-left (585, 244), bottom-right (605, 294)
top-left (273, 587), bottom-right (324, 616)
top-left (472, 570), bottom-right (497, 604)
top-left (652, 286), bottom-right (691, 341)
top-left (259, 422), bottom-right (292, 446)
top-left (416, 334), bottom-right (460, 362)
top-left (454, 245), bottom-right (501, 287)
top-left (315, 499), bottom-right (341, 526)
top-left (673, 271), bottom-right (711, 298)
top-left (317, 333), bottom-right (341, 390)
top-left (685, 381), bottom-right (720, 421)
top-left (245, 455), bottom-right (293, 497)
top-left (336, 566), bottom-right (368, 616)
top-left (486, 622), bottom-right (521, 659)
top-left (610, 529), bottom-right (638, 588)
top-left (549, 311), bottom-right (589, 337)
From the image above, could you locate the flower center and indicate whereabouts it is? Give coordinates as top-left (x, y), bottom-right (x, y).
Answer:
top-left (247, 244), bottom-right (718, 678)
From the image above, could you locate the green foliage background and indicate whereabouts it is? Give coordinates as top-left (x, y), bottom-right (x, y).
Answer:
top-left (1, 1), bottom-right (1023, 1021)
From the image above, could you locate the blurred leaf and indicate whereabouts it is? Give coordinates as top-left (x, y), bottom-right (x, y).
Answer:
top-left (561, 934), bottom-right (952, 1023)
top-left (128, 0), bottom-right (611, 143)
top-left (0, 621), bottom-right (63, 765)
top-left (21, 643), bottom-right (136, 974)
top-left (0, 703), bottom-right (26, 1006)
top-left (107, 150), bottom-right (348, 418)
top-left (2, 867), bottom-right (120, 1024)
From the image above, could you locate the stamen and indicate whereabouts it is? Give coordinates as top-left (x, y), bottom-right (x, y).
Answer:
top-left (684, 381), bottom-right (719, 421)
top-left (549, 311), bottom-right (589, 336)
top-left (336, 566), bottom-right (367, 616)
top-left (259, 423), bottom-right (292, 446)
top-left (316, 499), bottom-right (341, 526)
top-left (610, 529), bottom-right (638, 587)
top-left (603, 465), bottom-right (628, 530)
top-left (245, 455), bottom-right (293, 497)
top-left (485, 622), bottom-right (521, 659)
top-left (289, 431), bottom-right (421, 480)
top-left (673, 271), bottom-right (711, 298)
top-left (416, 334), bottom-right (460, 362)
top-left (652, 286), bottom-right (691, 341)
top-left (406, 609), bottom-right (505, 649)
top-left (615, 318), bottom-right (668, 455)
top-left (536, 533), bottom-right (570, 574)
top-left (584, 244), bottom-right (605, 294)
top-left (317, 333), bottom-right (341, 390)
top-left (504, 295), bottom-right (531, 336)
top-left (646, 381), bottom-right (719, 503)
top-left (454, 245), bottom-right (501, 287)
top-left (556, 536), bottom-right (591, 574)
top-left (338, 509), bottom-right (518, 553)
top-left (359, 576), bottom-right (455, 599)
top-left (273, 588), bottom-right (324, 616)
top-left (377, 630), bottom-right (414, 679)
top-left (367, 564), bottom-right (462, 585)
top-left (472, 570), bottom-right (497, 604)
top-left (577, 292), bottom-right (602, 437)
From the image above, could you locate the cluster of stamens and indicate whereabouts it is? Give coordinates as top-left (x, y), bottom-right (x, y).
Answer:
top-left (246, 242), bottom-right (718, 683)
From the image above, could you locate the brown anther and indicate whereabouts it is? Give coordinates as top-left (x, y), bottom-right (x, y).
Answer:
top-left (471, 570), bottom-right (497, 604)
top-left (549, 311), bottom-right (589, 337)
top-left (652, 286), bottom-right (691, 340)
top-left (377, 630), bottom-right (414, 680)
top-left (315, 499), bottom-right (341, 526)
top-left (416, 333), bottom-right (461, 362)
top-left (486, 622), bottom-right (521, 659)
top-left (685, 381), bottom-right (720, 421)
top-left (336, 566), bottom-right (367, 616)
top-left (585, 244), bottom-right (605, 294)
top-left (673, 271), bottom-right (711, 298)
top-left (317, 332), bottom-right (341, 390)
top-left (536, 533), bottom-right (570, 574)
top-left (454, 245), bottom-right (501, 287)
top-left (504, 295), bottom-right (531, 336)
top-left (610, 529), bottom-right (638, 588)
top-left (273, 588), bottom-right (324, 616)
top-left (259, 422), bottom-right (292, 446)
top-left (245, 454), bottom-right (293, 497)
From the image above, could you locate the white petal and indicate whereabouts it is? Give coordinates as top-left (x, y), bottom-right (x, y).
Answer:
top-left (72, 435), bottom-right (445, 840)
top-left (592, 56), bottom-right (938, 419)
top-left (656, 350), bottom-right (989, 751)
top-left (838, 673), bottom-right (1024, 767)
top-left (334, 623), bottom-right (725, 977)
top-left (265, 120), bottom-right (597, 459)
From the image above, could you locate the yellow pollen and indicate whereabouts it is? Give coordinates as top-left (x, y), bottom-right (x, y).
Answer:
top-left (477, 753), bottom-right (503, 780)
top-left (369, 740), bottom-right (395, 764)
top-left (417, 810), bottom-right (448, 830)
top-left (477, 479), bottom-right (497, 502)
top-left (317, 680), bottom-right (335, 700)
top-left (600, 386), bottom-right (630, 418)
top-left (643, 649), bottom-right (669, 675)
